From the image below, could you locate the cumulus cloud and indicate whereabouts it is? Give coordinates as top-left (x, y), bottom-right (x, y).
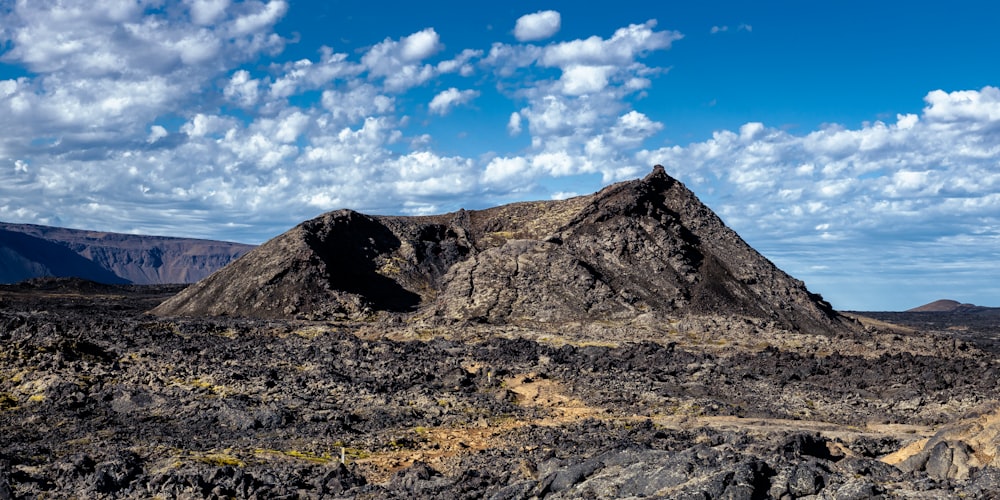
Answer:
top-left (267, 49), bottom-right (363, 100)
top-left (147, 125), bottom-right (169, 143)
top-left (514, 10), bottom-right (561, 42)
top-left (476, 19), bottom-right (680, 186)
top-left (540, 20), bottom-right (681, 68)
top-left (186, 0), bottom-right (231, 26)
top-left (362, 28), bottom-right (443, 91)
top-left (428, 88), bottom-right (480, 115)
top-left (0, 0), bottom-right (287, 155)
top-left (507, 112), bottom-right (523, 136)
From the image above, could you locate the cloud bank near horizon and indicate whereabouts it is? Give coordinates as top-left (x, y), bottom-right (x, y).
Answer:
top-left (1, 1), bottom-right (998, 309)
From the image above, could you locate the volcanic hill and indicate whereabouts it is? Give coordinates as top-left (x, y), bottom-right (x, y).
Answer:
top-left (907, 299), bottom-right (991, 313)
top-left (153, 166), bottom-right (844, 335)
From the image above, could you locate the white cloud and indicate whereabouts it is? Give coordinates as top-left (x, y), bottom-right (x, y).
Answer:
top-left (227, 0), bottom-right (288, 37)
top-left (436, 49), bottom-right (482, 76)
top-left (147, 125), bottom-right (168, 143)
top-left (428, 88), bottom-right (480, 115)
top-left (559, 65), bottom-right (614, 95)
top-left (272, 111), bottom-right (311, 143)
top-left (923, 87), bottom-right (1000, 124)
top-left (320, 84), bottom-right (394, 125)
top-left (264, 49), bottom-right (364, 105)
top-left (400, 29), bottom-right (442, 61)
top-left (483, 42), bottom-right (543, 77)
top-left (224, 69), bottom-right (261, 107)
top-left (539, 20), bottom-right (681, 68)
top-left (0, 0), bottom-right (287, 157)
top-left (186, 0), bottom-right (231, 26)
top-left (551, 191), bottom-right (578, 200)
top-left (483, 156), bottom-right (531, 186)
top-left (182, 113), bottom-right (236, 138)
top-left (392, 151), bottom-right (477, 197)
top-left (478, 19), bottom-right (677, 182)
top-left (514, 10), bottom-right (561, 42)
top-left (507, 112), bottom-right (523, 136)
top-left (608, 111), bottom-right (663, 147)
top-left (710, 26), bottom-right (728, 34)
top-left (362, 28), bottom-right (443, 91)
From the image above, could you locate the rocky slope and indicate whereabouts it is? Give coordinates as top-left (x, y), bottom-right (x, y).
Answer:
top-left (153, 166), bottom-right (844, 336)
top-left (0, 222), bottom-right (254, 284)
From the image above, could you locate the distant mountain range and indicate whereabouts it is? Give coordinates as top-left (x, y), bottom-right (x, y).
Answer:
top-left (0, 222), bottom-right (254, 285)
top-left (907, 299), bottom-right (999, 313)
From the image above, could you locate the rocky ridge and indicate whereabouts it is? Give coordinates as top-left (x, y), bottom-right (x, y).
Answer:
top-left (153, 166), bottom-right (844, 336)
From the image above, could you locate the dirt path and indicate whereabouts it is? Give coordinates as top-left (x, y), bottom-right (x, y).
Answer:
top-left (353, 372), bottom-right (936, 481)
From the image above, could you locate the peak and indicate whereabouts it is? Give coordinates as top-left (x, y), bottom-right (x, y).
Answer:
top-left (643, 164), bottom-right (669, 182)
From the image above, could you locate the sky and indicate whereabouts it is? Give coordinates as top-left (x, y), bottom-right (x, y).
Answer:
top-left (1, 0), bottom-right (999, 311)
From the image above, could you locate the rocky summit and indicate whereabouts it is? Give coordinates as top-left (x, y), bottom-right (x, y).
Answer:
top-left (153, 166), bottom-right (843, 335)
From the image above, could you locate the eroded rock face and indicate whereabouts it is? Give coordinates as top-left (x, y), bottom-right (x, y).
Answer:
top-left (152, 166), bottom-right (843, 333)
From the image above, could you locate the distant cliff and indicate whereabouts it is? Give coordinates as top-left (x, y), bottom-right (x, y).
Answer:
top-left (0, 222), bottom-right (255, 285)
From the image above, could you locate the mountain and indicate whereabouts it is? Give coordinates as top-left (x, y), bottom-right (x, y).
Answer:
top-left (907, 299), bottom-right (992, 313)
top-left (0, 229), bottom-right (129, 284)
top-left (0, 222), bottom-right (254, 285)
top-left (153, 166), bottom-right (847, 334)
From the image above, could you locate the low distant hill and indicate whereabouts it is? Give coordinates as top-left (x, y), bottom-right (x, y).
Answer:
top-left (0, 222), bottom-right (255, 285)
top-left (907, 299), bottom-right (996, 313)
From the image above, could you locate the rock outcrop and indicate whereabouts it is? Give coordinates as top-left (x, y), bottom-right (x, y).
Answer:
top-left (153, 166), bottom-right (844, 334)
top-left (885, 403), bottom-right (1000, 481)
top-left (0, 222), bottom-right (254, 284)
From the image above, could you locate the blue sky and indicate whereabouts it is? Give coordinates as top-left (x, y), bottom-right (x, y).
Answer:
top-left (1, 1), bottom-right (999, 310)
